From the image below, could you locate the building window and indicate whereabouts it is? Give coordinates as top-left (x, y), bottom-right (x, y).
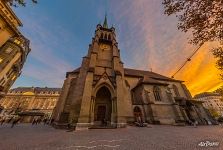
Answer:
top-left (5, 47), bottom-right (13, 54)
top-left (166, 91), bottom-right (173, 102)
top-left (0, 58), bottom-right (3, 63)
top-left (153, 86), bottom-right (162, 101)
top-left (12, 75), bottom-right (16, 80)
top-left (0, 78), bottom-right (5, 86)
top-left (100, 33), bottom-right (103, 39)
top-left (6, 69), bottom-right (14, 78)
top-left (14, 39), bottom-right (21, 45)
top-left (173, 84), bottom-right (180, 97)
top-left (108, 34), bottom-right (111, 40)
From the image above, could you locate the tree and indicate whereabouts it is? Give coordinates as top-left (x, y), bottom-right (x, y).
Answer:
top-left (3, 0), bottom-right (37, 7)
top-left (218, 116), bottom-right (223, 123)
top-left (213, 47), bottom-right (223, 79)
top-left (163, 0), bottom-right (223, 77)
top-left (209, 108), bottom-right (220, 119)
top-left (214, 85), bottom-right (223, 96)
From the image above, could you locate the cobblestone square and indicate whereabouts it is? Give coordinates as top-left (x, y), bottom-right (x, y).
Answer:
top-left (0, 124), bottom-right (223, 150)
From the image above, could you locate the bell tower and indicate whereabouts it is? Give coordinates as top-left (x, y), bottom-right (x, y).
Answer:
top-left (53, 16), bottom-right (133, 129)
top-left (86, 15), bottom-right (124, 77)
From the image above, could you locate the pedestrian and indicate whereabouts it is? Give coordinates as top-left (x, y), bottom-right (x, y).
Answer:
top-left (188, 119), bottom-right (192, 126)
top-left (32, 118), bottom-right (36, 125)
top-left (50, 119), bottom-right (54, 125)
top-left (193, 120), bottom-right (197, 128)
top-left (35, 118), bottom-right (38, 125)
top-left (7, 117), bottom-right (13, 123)
top-left (11, 117), bottom-right (20, 128)
top-left (0, 117), bottom-right (4, 125)
top-left (43, 118), bottom-right (47, 125)
top-left (38, 118), bottom-right (42, 124)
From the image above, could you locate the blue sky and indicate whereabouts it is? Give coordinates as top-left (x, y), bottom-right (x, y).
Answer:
top-left (11, 0), bottom-right (222, 95)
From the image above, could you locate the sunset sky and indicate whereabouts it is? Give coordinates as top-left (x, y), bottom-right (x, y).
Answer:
top-left (12, 0), bottom-right (222, 96)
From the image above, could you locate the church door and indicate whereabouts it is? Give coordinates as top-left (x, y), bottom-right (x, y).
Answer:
top-left (96, 105), bottom-right (106, 121)
top-left (94, 86), bottom-right (112, 125)
top-left (134, 106), bottom-right (143, 123)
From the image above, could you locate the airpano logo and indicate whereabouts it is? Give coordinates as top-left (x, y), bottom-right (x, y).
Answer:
top-left (198, 141), bottom-right (219, 147)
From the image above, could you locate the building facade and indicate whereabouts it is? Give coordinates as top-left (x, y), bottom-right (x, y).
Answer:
top-left (0, 87), bottom-right (61, 123)
top-left (194, 92), bottom-right (223, 118)
top-left (0, 1), bottom-right (31, 99)
top-left (52, 17), bottom-right (211, 129)
top-left (0, 0), bottom-right (22, 47)
top-left (0, 36), bottom-right (30, 97)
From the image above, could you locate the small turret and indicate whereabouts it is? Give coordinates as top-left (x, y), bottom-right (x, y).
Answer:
top-left (103, 15), bottom-right (108, 28)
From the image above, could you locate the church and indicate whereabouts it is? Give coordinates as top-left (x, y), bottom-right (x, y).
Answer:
top-left (52, 17), bottom-right (212, 129)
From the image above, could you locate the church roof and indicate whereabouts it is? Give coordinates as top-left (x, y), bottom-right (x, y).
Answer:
top-left (124, 68), bottom-right (183, 82)
top-left (8, 87), bottom-right (61, 93)
top-left (138, 76), bottom-right (169, 85)
top-left (67, 67), bottom-right (183, 83)
top-left (194, 92), bottom-right (221, 99)
top-left (66, 67), bottom-right (80, 77)
top-left (71, 67), bottom-right (80, 73)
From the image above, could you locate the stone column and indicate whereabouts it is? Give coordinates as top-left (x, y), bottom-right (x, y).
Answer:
top-left (111, 97), bottom-right (117, 126)
top-left (29, 97), bottom-right (36, 109)
top-left (192, 105), bottom-right (202, 123)
top-left (76, 72), bottom-right (94, 130)
top-left (90, 96), bottom-right (95, 125)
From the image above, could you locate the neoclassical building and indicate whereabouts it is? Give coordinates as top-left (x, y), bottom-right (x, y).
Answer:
top-left (52, 17), bottom-right (211, 129)
top-left (0, 1), bottom-right (31, 99)
top-left (0, 36), bottom-right (30, 96)
top-left (194, 92), bottom-right (223, 118)
top-left (0, 87), bottom-right (61, 122)
top-left (0, 0), bottom-right (22, 47)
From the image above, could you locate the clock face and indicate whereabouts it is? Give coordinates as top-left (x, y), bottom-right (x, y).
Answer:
top-left (100, 43), bottom-right (111, 50)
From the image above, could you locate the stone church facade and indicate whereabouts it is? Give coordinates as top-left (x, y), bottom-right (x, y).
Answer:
top-left (52, 18), bottom-right (211, 129)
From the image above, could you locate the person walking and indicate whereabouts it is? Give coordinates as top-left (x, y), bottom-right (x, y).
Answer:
top-left (0, 117), bottom-right (5, 125)
top-left (193, 120), bottom-right (197, 128)
top-left (43, 118), bottom-right (47, 125)
top-left (32, 118), bottom-right (36, 125)
top-left (11, 117), bottom-right (20, 128)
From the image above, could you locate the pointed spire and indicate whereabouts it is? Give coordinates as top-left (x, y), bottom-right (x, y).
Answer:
top-left (103, 14), bottom-right (108, 28)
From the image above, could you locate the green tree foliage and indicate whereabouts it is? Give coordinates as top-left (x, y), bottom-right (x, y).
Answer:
top-left (213, 47), bottom-right (223, 79)
top-left (214, 85), bottom-right (223, 96)
top-left (209, 108), bottom-right (220, 119)
top-left (218, 116), bottom-right (223, 123)
top-left (163, 0), bottom-right (223, 77)
top-left (4, 0), bottom-right (37, 7)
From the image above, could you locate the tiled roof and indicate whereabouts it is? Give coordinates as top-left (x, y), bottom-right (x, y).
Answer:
top-left (66, 67), bottom-right (183, 83)
top-left (9, 87), bottom-right (61, 93)
top-left (139, 76), bottom-right (169, 85)
top-left (71, 67), bottom-right (81, 73)
top-left (194, 92), bottom-right (221, 99)
top-left (124, 68), bottom-right (182, 82)
top-left (66, 67), bottom-right (81, 77)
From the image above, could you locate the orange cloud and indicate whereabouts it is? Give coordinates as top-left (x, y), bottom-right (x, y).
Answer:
top-left (110, 0), bottom-right (222, 96)
top-left (173, 42), bottom-right (223, 96)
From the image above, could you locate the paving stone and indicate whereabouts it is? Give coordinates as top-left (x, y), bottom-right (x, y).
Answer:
top-left (0, 124), bottom-right (222, 150)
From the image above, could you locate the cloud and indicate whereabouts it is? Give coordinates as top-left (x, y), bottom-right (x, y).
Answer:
top-left (13, 11), bottom-right (75, 87)
top-left (109, 0), bottom-right (222, 96)
top-left (12, 0), bottom-right (222, 96)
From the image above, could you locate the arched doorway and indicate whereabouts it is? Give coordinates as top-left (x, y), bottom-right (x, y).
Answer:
top-left (94, 86), bottom-right (112, 125)
top-left (134, 106), bottom-right (143, 123)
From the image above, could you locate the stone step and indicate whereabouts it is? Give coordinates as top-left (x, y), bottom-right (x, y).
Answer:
top-left (89, 126), bottom-right (117, 129)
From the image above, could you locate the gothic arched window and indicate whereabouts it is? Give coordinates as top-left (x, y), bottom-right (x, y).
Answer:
top-left (153, 86), bottom-right (161, 101)
top-left (173, 84), bottom-right (180, 97)
top-left (108, 34), bottom-right (111, 40)
top-left (104, 34), bottom-right (108, 39)
top-left (100, 33), bottom-right (103, 39)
